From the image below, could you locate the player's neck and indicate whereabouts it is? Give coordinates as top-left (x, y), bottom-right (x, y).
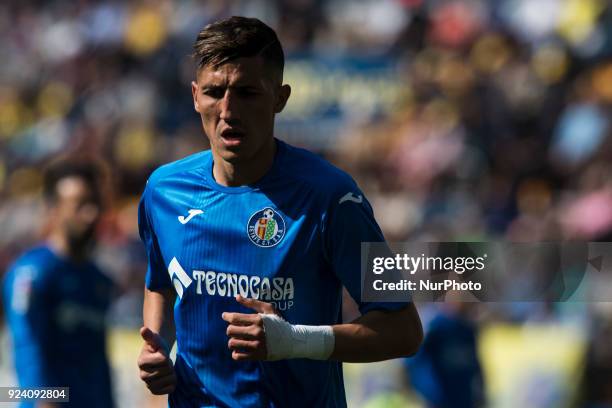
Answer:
top-left (212, 139), bottom-right (277, 187)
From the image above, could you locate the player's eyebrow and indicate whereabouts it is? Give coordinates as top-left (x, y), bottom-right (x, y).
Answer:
top-left (201, 83), bottom-right (260, 92)
top-left (200, 84), bottom-right (224, 90)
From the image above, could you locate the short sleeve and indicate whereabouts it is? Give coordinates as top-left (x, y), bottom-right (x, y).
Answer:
top-left (3, 262), bottom-right (51, 386)
top-left (138, 185), bottom-right (171, 290)
top-left (324, 186), bottom-right (409, 315)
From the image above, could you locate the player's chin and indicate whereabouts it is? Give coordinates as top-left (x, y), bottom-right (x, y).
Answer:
top-left (219, 152), bottom-right (244, 165)
top-left (219, 146), bottom-right (252, 164)
top-left (67, 226), bottom-right (96, 246)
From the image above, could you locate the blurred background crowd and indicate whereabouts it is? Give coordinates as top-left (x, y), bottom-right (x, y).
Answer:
top-left (1, 0), bottom-right (612, 406)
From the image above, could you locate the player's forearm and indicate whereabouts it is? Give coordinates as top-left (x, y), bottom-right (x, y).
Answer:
top-left (329, 304), bottom-right (423, 362)
top-left (143, 287), bottom-right (176, 345)
top-left (226, 297), bottom-right (422, 363)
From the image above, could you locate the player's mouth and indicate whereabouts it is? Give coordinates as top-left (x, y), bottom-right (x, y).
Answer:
top-left (220, 128), bottom-right (245, 147)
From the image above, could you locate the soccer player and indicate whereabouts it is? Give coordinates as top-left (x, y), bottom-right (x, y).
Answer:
top-left (3, 158), bottom-right (114, 408)
top-left (137, 16), bottom-right (423, 407)
top-left (405, 304), bottom-right (484, 408)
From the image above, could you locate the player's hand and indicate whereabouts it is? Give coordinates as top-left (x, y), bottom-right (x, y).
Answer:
top-left (222, 295), bottom-right (279, 361)
top-left (138, 326), bottom-right (177, 395)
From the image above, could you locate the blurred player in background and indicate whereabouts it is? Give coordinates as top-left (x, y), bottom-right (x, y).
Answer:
top-left (2, 157), bottom-right (114, 408)
top-left (405, 302), bottom-right (484, 408)
top-left (137, 16), bottom-right (422, 407)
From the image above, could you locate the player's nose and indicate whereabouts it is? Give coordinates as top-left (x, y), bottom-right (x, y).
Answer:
top-left (219, 90), bottom-right (240, 122)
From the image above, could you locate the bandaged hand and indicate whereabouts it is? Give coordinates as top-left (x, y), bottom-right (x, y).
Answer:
top-left (222, 295), bottom-right (335, 361)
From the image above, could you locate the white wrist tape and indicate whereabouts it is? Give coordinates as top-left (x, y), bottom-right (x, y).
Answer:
top-left (259, 314), bottom-right (335, 361)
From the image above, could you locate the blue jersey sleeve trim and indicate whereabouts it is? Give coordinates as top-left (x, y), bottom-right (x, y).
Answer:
top-left (322, 180), bottom-right (409, 315)
top-left (139, 184), bottom-right (172, 291)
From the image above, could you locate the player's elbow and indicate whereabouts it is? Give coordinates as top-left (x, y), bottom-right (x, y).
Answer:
top-left (395, 306), bottom-right (424, 358)
top-left (399, 320), bottom-right (423, 357)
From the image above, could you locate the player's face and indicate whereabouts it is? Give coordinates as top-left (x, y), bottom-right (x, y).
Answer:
top-left (191, 57), bottom-right (290, 164)
top-left (53, 177), bottom-right (101, 246)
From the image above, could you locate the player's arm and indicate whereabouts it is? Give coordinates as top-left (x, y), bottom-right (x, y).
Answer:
top-left (138, 287), bottom-right (176, 395)
top-left (5, 270), bottom-right (67, 407)
top-left (329, 302), bottom-right (422, 362)
top-left (3, 264), bottom-right (52, 388)
top-left (324, 186), bottom-right (423, 361)
top-left (143, 287), bottom-right (176, 343)
top-left (137, 187), bottom-right (179, 394)
top-left (223, 296), bottom-right (421, 362)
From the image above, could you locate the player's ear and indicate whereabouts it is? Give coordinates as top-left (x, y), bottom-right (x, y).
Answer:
top-left (274, 84), bottom-right (291, 114)
top-left (191, 80), bottom-right (201, 113)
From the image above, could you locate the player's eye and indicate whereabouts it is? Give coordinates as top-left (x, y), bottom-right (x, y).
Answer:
top-left (203, 87), bottom-right (225, 99)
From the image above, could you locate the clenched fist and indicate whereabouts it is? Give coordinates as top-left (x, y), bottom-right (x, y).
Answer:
top-left (222, 295), bottom-right (279, 361)
top-left (137, 327), bottom-right (177, 395)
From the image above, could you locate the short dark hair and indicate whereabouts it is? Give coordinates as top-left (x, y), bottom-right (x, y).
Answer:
top-left (43, 156), bottom-right (106, 204)
top-left (193, 16), bottom-right (285, 80)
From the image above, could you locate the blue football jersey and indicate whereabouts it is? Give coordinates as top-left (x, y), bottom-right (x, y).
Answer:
top-left (2, 245), bottom-right (114, 408)
top-left (139, 139), bottom-right (405, 408)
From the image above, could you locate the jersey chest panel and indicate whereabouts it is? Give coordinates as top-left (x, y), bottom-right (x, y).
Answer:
top-left (152, 185), bottom-right (333, 316)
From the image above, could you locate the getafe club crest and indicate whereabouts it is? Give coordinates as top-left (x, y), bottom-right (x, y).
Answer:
top-left (247, 207), bottom-right (285, 247)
